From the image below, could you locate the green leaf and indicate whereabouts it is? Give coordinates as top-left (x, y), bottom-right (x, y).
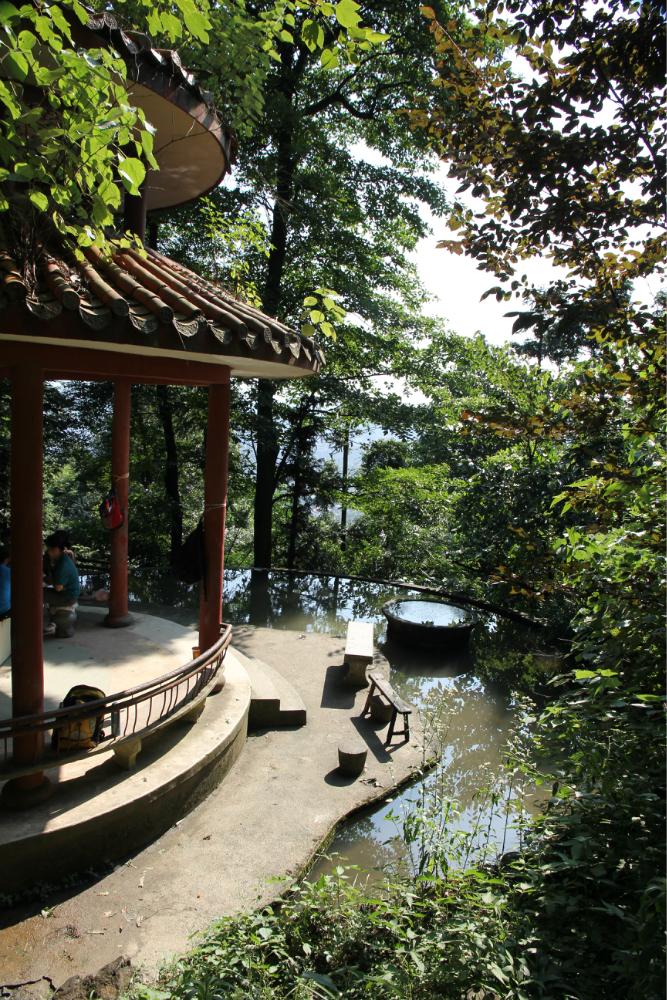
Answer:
top-left (117, 156), bottom-right (146, 194)
top-left (49, 5), bottom-right (71, 38)
top-left (147, 8), bottom-right (162, 35)
top-left (18, 30), bottom-right (37, 51)
top-left (321, 48), bottom-right (338, 69)
top-left (303, 296), bottom-right (318, 307)
top-left (301, 323), bottom-right (316, 336)
top-left (34, 66), bottom-right (67, 85)
top-left (0, 134), bottom-right (18, 160)
top-left (3, 50), bottom-right (29, 83)
top-left (310, 309), bottom-right (325, 323)
top-left (0, 1), bottom-right (20, 25)
top-left (301, 18), bottom-right (325, 51)
top-left (301, 971), bottom-right (338, 994)
top-left (489, 963), bottom-right (508, 984)
top-left (98, 177), bottom-right (120, 209)
top-left (29, 190), bottom-right (49, 211)
top-left (320, 321), bottom-right (336, 339)
top-left (72, 2), bottom-right (89, 25)
top-left (160, 11), bottom-right (183, 40)
top-left (176, 0), bottom-right (211, 43)
top-left (140, 129), bottom-right (154, 156)
top-left (335, 0), bottom-right (361, 29)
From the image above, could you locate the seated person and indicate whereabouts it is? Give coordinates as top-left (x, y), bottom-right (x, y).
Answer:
top-left (0, 545), bottom-right (9, 620)
top-left (43, 531), bottom-right (80, 628)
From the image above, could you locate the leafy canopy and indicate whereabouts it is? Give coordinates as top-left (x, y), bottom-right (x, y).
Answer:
top-left (0, 0), bottom-right (387, 265)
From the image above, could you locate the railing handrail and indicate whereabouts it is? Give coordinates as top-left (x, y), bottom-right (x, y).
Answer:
top-left (0, 623), bottom-right (232, 741)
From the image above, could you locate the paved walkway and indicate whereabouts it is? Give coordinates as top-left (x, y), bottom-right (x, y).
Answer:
top-left (0, 623), bottom-right (424, 990)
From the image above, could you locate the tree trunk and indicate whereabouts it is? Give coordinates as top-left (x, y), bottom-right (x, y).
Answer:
top-left (340, 425), bottom-right (349, 551)
top-left (287, 446), bottom-right (302, 570)
top-left (156, 385), bottom-right (182, 563)
top-left (253, 380), bottom-right (279, 568)
top-left (252, 86), bottom-right (296, 566)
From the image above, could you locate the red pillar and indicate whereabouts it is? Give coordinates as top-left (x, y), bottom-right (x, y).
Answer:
top-left (199, 375), bottom-right (231, 659)
top-left (2, 366), bottom-right (51, 808)
top-left (105, 380), bottom-right (133, 628)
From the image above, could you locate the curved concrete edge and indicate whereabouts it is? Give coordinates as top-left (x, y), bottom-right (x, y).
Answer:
top-left (293, 755), bottom-right (439, 884)
top-left (0, 654), bottom-right (251, 895)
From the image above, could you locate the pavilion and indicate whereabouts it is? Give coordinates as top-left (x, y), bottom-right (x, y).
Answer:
top-left (0, 12), bottom-right (322, 807)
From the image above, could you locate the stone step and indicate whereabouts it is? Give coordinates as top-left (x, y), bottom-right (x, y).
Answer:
top-left (231, 646), bottom-right (307, 729)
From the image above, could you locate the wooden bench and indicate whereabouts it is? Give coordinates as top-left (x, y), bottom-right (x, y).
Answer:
top-left (361, 671), bottom-right (412, 743)
top-left (343, 620), bottom-right (374, 685)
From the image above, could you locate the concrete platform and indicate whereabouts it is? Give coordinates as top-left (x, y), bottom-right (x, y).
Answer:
top-left (0, 610), bottom-right (251, 893)
top-left (0, 625), bottom-right (424, 989)
top-left (0, 605), bottom-right (203, 721)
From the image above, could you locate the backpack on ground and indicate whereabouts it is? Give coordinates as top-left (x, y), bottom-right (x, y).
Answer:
top-left (172, 518), bottom-right (207, 598)
top-left (99, 485), bottom-right (125, 530)
top-left (52, 684), bottom-right (106, 752)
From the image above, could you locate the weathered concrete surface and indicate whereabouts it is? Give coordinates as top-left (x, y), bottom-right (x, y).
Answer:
top-left (0, 626), bottom-right (423, 990)
top-left (0, 652), bottom-right (250, 893)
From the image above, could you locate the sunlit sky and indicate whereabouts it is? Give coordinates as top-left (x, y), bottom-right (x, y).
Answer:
top-left (351, 143), bottom-right (570, 349)
top-left (410, 183), bottom-right (568, 348)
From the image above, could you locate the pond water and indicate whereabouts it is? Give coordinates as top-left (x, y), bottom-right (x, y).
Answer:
top-left (117, 568), bottom-right (537, 880)
top-left (386, 599), bottom-right (472, 626)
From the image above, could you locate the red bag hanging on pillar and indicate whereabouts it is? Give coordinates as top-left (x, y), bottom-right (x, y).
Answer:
top-left (99, 485), bottom-right (126, 531)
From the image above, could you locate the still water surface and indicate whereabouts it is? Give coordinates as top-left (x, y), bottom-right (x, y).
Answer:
top-left (387, 599), bottom-right (472, 626)
top-left (124, 569), bottom-right (532, 878)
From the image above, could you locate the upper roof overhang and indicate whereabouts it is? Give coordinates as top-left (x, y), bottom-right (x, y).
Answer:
top-left (70, 11), bottom-right (235, 212)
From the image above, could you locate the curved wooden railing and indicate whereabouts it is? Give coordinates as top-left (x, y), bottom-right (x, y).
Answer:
top-left (0, 623), bottom-right (232, 779)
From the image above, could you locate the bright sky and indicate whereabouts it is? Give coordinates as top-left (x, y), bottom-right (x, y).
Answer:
top-left (410, 179), bottom-right (569, 347)
top-left (348, 143), bottom-right (571, 349)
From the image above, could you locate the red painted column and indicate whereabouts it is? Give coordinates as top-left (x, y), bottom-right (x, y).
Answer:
top-left (199, 374), bottom-right (231, 663)
top-left (105, 380), bottom-right (133, 628)
top-left (2, 366), bottom-right (51, 808)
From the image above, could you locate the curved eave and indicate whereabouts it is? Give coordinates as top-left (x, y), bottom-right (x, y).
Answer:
top-left (68, 12), bottom-right (235, 211)
top-left (125, 76), bottom-right (231, 213)
top-left (0, 315), bottom-right (320, 381)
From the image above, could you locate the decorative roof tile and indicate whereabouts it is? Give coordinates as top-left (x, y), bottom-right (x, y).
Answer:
top-left (0, 242), bottom-right (325, 378)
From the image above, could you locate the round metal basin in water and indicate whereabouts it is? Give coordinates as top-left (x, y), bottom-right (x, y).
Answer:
top-left (382, 598), bottom-right (478, 650)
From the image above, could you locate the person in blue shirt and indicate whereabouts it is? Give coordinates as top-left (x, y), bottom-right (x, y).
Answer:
top-left (43, 531), bottom-right (80, 635)
top-left (0, 546), bottom-right (10, 620)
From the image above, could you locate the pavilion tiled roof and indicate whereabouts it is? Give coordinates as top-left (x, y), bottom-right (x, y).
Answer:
top-left (84, 11), bottom-right (218, 108)
top-left (0, 244), bottom-right (324, 376)
top-left (68, 8), bottom-right (237, 212)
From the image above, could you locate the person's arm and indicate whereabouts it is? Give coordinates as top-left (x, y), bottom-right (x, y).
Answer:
top-left (51, 557), bottom-right (65, 591)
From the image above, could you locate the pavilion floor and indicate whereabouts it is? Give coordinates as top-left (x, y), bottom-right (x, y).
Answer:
top-left (0, 605), bottom-right (200, 725)
top-left (0, 620), bottom-right (424, 992)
